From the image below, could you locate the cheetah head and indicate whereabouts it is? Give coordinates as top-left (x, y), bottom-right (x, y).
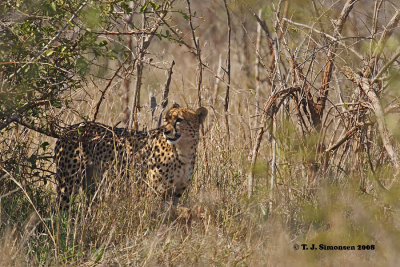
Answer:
top-left (163, 103), bottom-right (208, 145)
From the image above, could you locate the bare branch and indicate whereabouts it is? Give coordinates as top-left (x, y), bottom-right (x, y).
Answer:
top-left (372, 48), bottom-right (400, 83)
top-left (282, 18), bottom-right (363, 60)
top-left (372, 8), bottom-right (400, 61)
top-left (342, 66), bottom-right (400, 171)
top-left (158, 61), bottom-right (175, 127)
top-left (92, 64), bottom-right (124, 122)
top-left (223, 0), bottom-right (232, 142)
top-left (316, 0), bottom-right (359, 127)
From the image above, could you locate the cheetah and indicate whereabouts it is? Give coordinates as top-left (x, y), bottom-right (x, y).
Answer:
top-left (54, 104), bottom-right (207, 209)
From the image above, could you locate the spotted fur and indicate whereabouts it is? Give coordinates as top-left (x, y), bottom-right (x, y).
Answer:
top-left (54, 104), bottom-right (207, 209)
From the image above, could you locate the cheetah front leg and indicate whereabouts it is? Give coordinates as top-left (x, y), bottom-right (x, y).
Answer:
top-left (56, 171), bottom-right (80, 211)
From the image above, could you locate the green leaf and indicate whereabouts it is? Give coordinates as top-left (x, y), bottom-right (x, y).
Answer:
top-left (140, 1), bottom-right (149, 13)
top-left (180, 11), bottom-right (190, 20)
top-left (67, 19), bottom-right (74, 27)
top-left (45, 49), bottom-right (54, 57)
top-left (50, 2), bottom-right (56, 11)
top-left (150, 1), bottom-right (160, 10)
top-left (99, 40), bottom-right (108, 47)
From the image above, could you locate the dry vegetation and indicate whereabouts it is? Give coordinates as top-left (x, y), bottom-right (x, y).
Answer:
top-left (1, 0), bottom-right (400, 265)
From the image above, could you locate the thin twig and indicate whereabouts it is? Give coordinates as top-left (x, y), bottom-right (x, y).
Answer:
top-left (92, 64), bottom-right (124, 122)
top-left (372, 48), bottom-right (400, 83)
top-left (282, 18), bottom-right (363, 60)
top-left (158, 61), bottom-right (175, 127)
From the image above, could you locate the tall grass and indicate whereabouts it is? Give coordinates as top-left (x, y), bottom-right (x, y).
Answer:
top-left (2, 0), bottom-right (400, 265)
top-left (2, 107), bottom-right (400, 265)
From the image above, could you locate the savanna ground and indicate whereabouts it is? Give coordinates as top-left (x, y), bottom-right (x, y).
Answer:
top-left (1, 0), bottom-right (400, 265)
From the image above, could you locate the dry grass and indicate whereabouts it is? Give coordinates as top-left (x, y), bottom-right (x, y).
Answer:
top-left (2, 0), bottom-right (400, 265)
top-left (2, 113), bottom-right (400, 266)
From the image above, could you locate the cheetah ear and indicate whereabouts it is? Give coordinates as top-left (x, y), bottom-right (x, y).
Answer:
top-left (172, 103), bottom-right (180, 108)
top-left (196, 107), bottom-right (208, 123)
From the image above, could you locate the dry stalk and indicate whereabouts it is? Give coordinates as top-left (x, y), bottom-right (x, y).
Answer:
top-left (158, 61), bottom-right (175, 127)
top-left (247, 121), bottom-right (265, 198)
top-left (128, 2), bottom-right (146, 131)
top-left (255, 9), bottom-right (262, 125)
top-left (372, 48), bottom-right (400, 83)
top-left (223, 0), bottom-right (232, 144)
top-left (267, 1), bottom-right (288, 211)
top-left (269, 113), bottom-right (276, 213)
top-left (185, 0), bottom-right (203, 108)
top-left (212, 54), bottom-right (223, 106)
top-left (196, 37), bottom-right (203, 108)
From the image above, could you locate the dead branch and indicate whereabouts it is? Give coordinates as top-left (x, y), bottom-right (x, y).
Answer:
top-left (223, 0), bottom-right (232, 143)
top-left (342, 66), bottom-right (400, 171)
top-left (158, 60), bottom-right (175, 127)
top-left (15, 117), bottom-right (61, 139)
top-left (264, 87), bottom-right (301, 117)
top-left (325, 121), bottom-right (372, 152)
top-left (316, 0), bottom-right (359, 128)
top-left (282, 18), bottom-right (363, 60)
top-left (371, 9), bottom-right (400, 63)
top-left (255, 9), bottom-right (262, 123)
top-left (247, 120), bottom-right (265, 198)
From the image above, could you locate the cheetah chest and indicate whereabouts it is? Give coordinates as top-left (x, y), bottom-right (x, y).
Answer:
top-left (147, 145), bottom-right (196, 196)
